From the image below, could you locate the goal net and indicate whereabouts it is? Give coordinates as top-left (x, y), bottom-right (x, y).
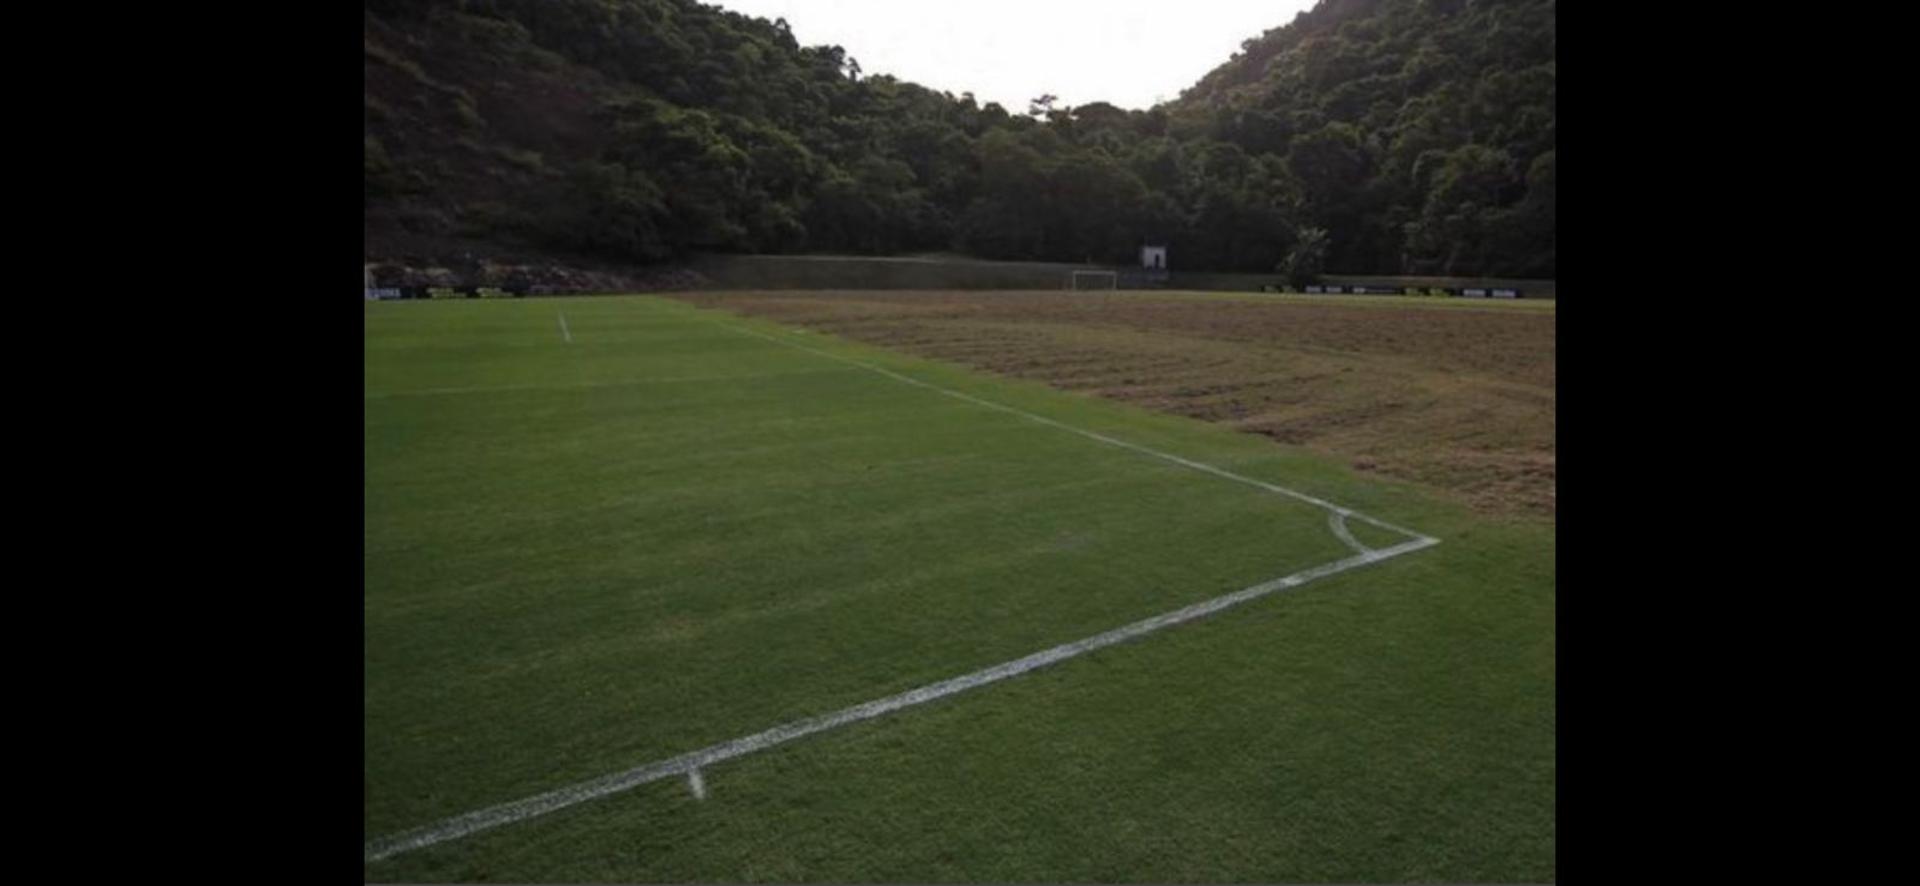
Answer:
top-left (1068, 270), bottom-right (1118, 291)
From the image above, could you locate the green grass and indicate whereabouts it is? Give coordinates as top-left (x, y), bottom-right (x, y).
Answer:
top-left (365, 295), bottom-right (1554, 882)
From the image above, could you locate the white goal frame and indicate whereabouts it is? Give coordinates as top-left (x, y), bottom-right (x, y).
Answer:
top-left (1068, 270), bottom-right (1118, 291)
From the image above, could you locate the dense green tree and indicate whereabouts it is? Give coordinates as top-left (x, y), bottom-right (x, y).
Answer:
top-left (1281, 227), bottom-right (1330, 286)
top-left (366, 0), bottom-right (1554, 277)
top-left (557, 162), bottom-right (672, 261)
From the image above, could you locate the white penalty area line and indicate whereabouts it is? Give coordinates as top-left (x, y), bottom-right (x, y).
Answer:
top-left (363, 311), bottom-right (1441, 864)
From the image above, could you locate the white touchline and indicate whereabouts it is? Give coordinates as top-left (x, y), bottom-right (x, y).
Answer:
top-left (363, 310), bottom-right (1440, 864)
top-left (721, 321), bottom-right (1435, 543)
top-left (558, 312), bottom-right (572, 343)
top-left (364, 541), bottom-right (1431, 863)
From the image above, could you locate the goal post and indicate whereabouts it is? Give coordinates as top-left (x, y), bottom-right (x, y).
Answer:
top-left (1068, 270), bottom-right (1118, 291)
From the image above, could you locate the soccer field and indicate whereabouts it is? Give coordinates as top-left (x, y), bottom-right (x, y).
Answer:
top-left (364, 295), bottom-right (1554, 882)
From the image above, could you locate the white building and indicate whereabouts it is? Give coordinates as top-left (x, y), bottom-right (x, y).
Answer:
top-left (1140, 244), bottom-right (1167, 270)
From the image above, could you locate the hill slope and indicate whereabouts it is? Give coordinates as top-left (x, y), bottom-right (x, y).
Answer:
top-left (364, 0), bottom-right (1553, 278)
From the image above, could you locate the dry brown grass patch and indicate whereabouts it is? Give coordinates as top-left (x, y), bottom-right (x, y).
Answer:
top-left (670, 291), bottom-right (1556, 519)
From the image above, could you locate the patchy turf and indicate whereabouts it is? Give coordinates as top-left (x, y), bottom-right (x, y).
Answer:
top-left (365, 295), bottom-right (1553, 882)
top-left (668, 290), bottom-right (1556, 518)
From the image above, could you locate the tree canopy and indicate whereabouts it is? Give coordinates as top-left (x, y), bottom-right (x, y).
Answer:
top-left (365, 0), bottom-right (1554, 278)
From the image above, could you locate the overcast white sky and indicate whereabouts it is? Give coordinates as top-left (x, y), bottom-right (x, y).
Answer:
top-left (708, 0), bottom-right (1317, 111)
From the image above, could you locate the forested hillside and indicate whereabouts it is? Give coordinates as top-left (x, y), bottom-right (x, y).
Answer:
top-left (365, 0), bottom-right (1554, 278)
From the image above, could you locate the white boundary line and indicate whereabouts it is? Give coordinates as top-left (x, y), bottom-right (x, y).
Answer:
top-left (722, 323), bottom-right (1435, 542)
top-left (365, 539), bottom-right (1433, 863)
top-left (558, 312), bottom-right (572, 343)
top-left (363, 310), bottom-right (1441, 864)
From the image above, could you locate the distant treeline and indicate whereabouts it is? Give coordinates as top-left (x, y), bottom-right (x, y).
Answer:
top-left (365, 0), bottom-right (1554, 278)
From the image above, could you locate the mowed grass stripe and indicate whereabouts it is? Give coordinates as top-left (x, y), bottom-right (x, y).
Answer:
top-left (366, 297), bottom-right (1363, 838)
top-left (366, 304), bottom-right (821, 392)
top-left (367, 536), bottom-right (1431, 863)
top-left (716, 316), bottom-right (1431, 543)
top-left (364, 366), bottom-right (862, 399)
top-left (375, 514), bottom-right (1550, 883)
